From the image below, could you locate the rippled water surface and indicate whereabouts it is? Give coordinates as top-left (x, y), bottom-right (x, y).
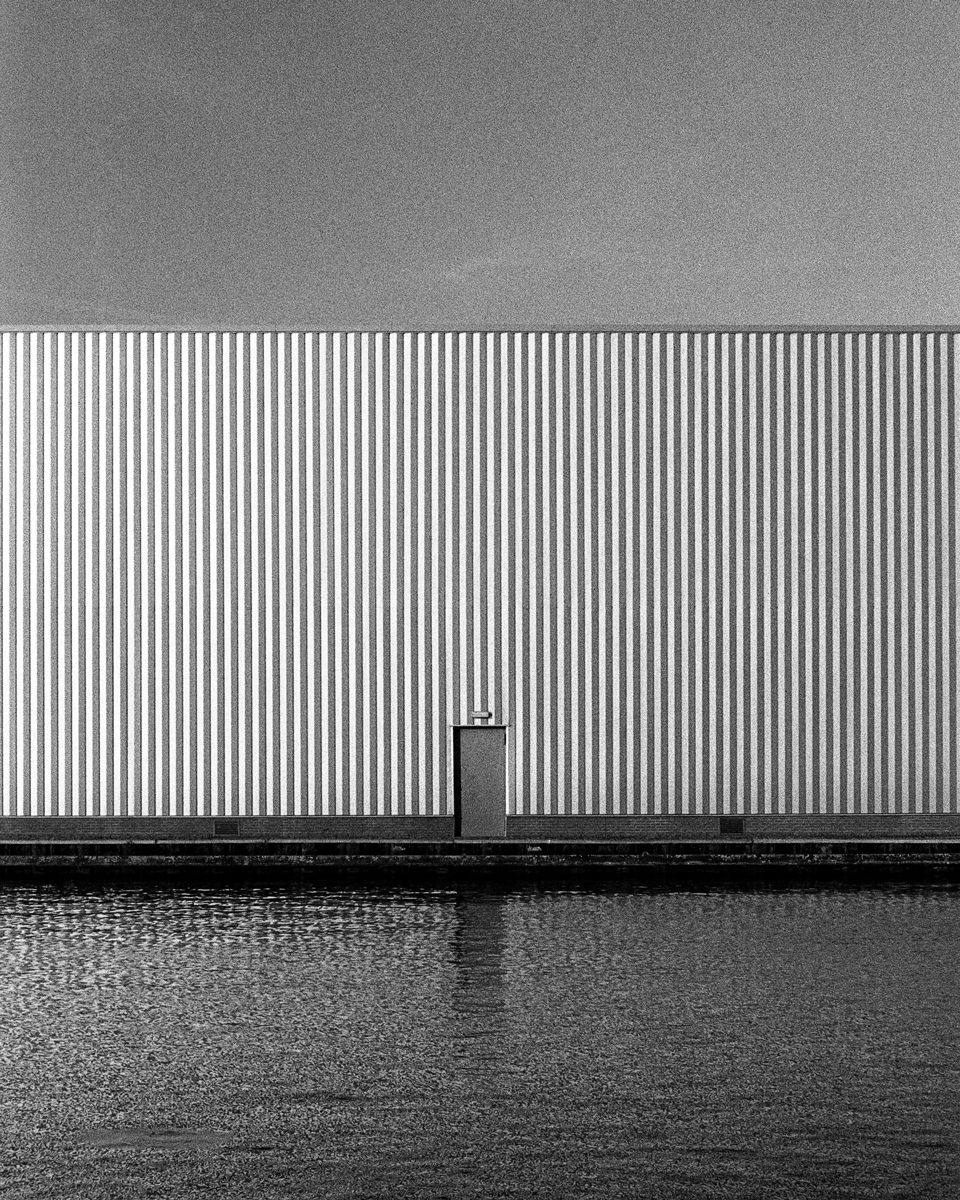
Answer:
top-left (2, 882), bottom-right (960, 1198)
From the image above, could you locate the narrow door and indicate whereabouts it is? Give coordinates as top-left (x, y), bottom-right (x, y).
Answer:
top-left (454, 726), bottom-right (506, 838)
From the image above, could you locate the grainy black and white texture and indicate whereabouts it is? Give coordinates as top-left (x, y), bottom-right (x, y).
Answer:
top-left (0, 329), bottom-right (957, 823)
top-left (2, 2), bottom-right (958, 830)
top-left (1, 0), bottom-right (958, 328)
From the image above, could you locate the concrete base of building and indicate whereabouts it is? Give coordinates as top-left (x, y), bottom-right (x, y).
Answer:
top-left (0, 813), bottom-right (959, 844)
top-left (507, 814), bottom-right (960, 840)
top-left (0, 816), bottom-right (456, 841)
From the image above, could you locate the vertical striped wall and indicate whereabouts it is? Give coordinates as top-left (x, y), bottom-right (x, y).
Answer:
top-left (0, 331), bottom-right (957, 818)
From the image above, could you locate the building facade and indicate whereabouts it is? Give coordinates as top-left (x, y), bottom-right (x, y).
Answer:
top-left (0, 329), bottom-right (957, 839)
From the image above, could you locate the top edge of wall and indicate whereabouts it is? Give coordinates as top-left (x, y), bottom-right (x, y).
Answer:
top-left (1, 325), bottom-right (960, 336)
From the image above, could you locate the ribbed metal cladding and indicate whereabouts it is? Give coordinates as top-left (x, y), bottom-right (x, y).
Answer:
top-left (0, 330), bottom-right (957, 817)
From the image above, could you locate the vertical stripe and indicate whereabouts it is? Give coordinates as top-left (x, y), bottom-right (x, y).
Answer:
top-left (703, 335), bottom-right (716, 812)
top-left (346, 335), bottom-right (358, 814)
top-left (567, 335), bottom-right (578, 812)
top-left (0, 334), bottom-right (7, 816)
top-left (43, 336), bottom-right (54, 816)
top-left (158, 335), bottom-right (169, 815)
top-left (747, 335), bottom-right (760, 812)
top-left (860, 335), bottom-right (873, 811)
top-left (27, 334), bottom-right (38, 817)
top-left (225, 333), bottom-right (235, 814)
top-left (63, 335), bottom-right (73, 817)
top-left (760, 335), bottom-right (773, 812)
top-left (210, 334), bottom-right (222, 815)
top-left (444, 334), bottom-right (454, 813)
top-left (144, 335), bottom-right (155, 815)
top-left (940, 336), bottom-right (951, 813)
top-left (389, 334), bottom-right (400, 813)
top-left (430, 334), bottom-right (441, 815)
top-left (305, 333), bottom-right (317, 814)
top-left (500, 334), bottom-right (511, 814)
top-left (269, 334), bottom-right (280, 816)
top-left (624, 336), bottom-right (635, 812)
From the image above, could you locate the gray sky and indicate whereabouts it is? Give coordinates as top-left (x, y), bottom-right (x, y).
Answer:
top-left (1, 0), bottom-right (958, 328)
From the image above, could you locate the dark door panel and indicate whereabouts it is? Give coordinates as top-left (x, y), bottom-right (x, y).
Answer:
top-left (454, 727), bottom-right (506, 838)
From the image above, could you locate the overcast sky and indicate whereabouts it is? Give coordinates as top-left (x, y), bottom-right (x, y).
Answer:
top-left (1, 0), bottom-right (957, 328)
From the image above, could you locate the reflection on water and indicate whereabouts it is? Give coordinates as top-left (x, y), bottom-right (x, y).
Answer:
top-left (2, 882), bottom-right (960, 1198)
top-left (451, 891), bottom-right (507, 1040)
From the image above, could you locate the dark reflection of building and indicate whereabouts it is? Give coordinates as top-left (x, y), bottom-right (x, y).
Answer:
top-left (447, 889), bottom-right (509, 1074)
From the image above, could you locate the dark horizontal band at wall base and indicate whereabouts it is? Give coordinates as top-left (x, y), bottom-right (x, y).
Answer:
top-left (0, 817), bottom-right (456, 841)
top-left (507, 816), bottom-right (960, 840)
top-left (1, 815), bottom-right (960, 841)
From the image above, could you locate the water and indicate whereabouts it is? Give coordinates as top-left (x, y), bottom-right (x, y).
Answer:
top-left (2, 882), bottom-right (960, 1198)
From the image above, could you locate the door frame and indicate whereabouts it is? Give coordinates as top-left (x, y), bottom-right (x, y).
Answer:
top-left (452, 724), bottom-right (508, 838)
